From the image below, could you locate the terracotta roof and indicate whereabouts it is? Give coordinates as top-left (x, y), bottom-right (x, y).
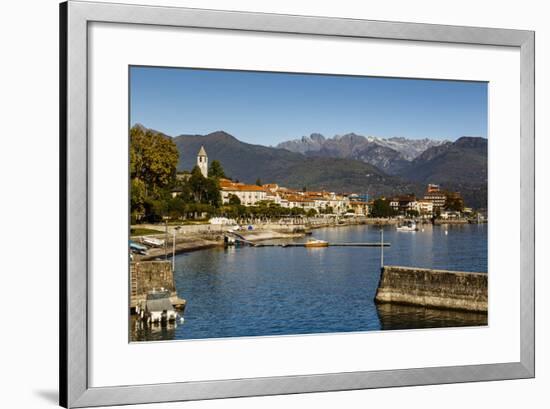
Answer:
top-left (219, 179), bottom-right (237, 188)
top-left (222, 184), bottom-right (266, 192)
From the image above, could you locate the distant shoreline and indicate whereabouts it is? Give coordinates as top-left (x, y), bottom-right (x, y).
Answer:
top-left (131, 217), bottom-right (484, 260)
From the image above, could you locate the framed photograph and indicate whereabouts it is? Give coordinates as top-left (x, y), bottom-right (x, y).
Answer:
top-left (60, 1), bottom-right (534, 407)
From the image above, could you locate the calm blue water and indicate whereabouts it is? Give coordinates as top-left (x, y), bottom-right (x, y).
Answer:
top-left (132, 224), bottom-right (488, 341)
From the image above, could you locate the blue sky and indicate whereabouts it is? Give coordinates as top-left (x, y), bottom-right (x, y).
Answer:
top-left (130, 66), bottom-right (487, 145)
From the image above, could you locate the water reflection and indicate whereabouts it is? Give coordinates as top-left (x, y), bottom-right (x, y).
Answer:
top-left (131, 315), bottom-right (177, 342)
top-left (376, 302), bottom-right (487, 330)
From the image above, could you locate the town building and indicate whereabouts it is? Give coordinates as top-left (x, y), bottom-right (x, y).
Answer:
top-left (423, 184), bottom-right (465, 213)
top-left (415, 199), bottom-right (434, 216)
top-left (219, 179), bottom-right (267, 206)
top-left (423, 184), bottom-right (447, 211)
top-left (348, 193), bottom-right (370, 202)
top-left (427, 183), bottom-right (441, 193)
top-left (390, 194), bottom-right (417, 215)
top-left (348, 201), bottom-right (369, 216)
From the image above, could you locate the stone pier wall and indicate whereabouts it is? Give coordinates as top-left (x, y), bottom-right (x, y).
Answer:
top-left (375, 265), bottom-right (487, 312)
top-left (130, 261), bottom-right (176, 308)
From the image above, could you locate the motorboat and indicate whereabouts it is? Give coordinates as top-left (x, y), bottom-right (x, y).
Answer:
top-left (129, 240), bottom-right (148, 255)
top-left (141, 236), bottom-right (165, 247)
top-left (396, 221), bottom-right (419, 232)
top-left (304, 239), bottom-right (329, 248)
top-left (138, 289), bottom-right (178, 323)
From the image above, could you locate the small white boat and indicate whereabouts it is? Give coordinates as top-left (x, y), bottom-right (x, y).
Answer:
top-left (396, 221), bottom-right (418, 232)
top-left (304, 239), bottom-right (329, 248)
top-left (141, 236), bottom-right (165, 247)
top-left (139, 289), bottom-right (178, 323)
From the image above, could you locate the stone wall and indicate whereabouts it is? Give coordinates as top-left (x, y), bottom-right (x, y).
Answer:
top-left (375, 265), bottom-right (487, 312)
top-left (130, 261), bottom-right (176, 307)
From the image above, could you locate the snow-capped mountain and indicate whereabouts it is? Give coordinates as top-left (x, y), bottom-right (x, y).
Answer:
top-left (276, 133), bottom-right (449, 174)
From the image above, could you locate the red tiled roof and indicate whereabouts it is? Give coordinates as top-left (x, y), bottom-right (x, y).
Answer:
top-left (222, 184), bottom-right (266, 192)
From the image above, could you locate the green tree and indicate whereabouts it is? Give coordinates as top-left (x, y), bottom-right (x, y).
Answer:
top-left (445, 196), bottom-right (464, 212)
top-left (189, 166), bottom-right (208, 202)
top-left (209, 160), bottom-right (226, 179)
top-left (370, 199), bottom-right (395, 218)
top-left (130, 178), bottom-right (147, 220)
top-left (306, 208), bottom-right (318, 217)
top-left (130, 125), bottom-right (179, 196)
top-left (256, 178), bottom-right (262, 186)
top-left (130, 125), bottom-right (179, 220)
top-left (188, 166), bottom-right (221, 207)
top-left (204, 178), bottom-right (222, 207)
top-left (228, 194), bottom-right (241, 205)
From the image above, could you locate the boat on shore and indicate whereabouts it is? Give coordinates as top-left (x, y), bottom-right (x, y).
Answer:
top-left (141, 236), bottom-right (165, 247)
top-left (129, 240), bottom-right (148, 255)
top-left (304, 239), bottom-right (329, 248)
top-left (396, 221), bottom-right (419, 232)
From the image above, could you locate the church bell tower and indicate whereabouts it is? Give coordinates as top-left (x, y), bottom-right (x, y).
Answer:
top-left (197, 146), bottom-right (208, 178)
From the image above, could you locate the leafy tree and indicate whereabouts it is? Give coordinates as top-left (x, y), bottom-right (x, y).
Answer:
top-left (445, 195), bottom-right (464, 212)
top-left (209, 160), bottom-right (226, 179)
top-left (130, 178), bottom-right (147, 219)
top-left (204, 178), bottom-right (222, 207)
top-left (306, 208), bottom-right (318, 217)
top-left (290, 207), bottom-right (306, 216)
top-left (228, 194), bottom-right (241, 205)
top-left (130, 125), bottom-right (178, 196)
top-left (188, 166), bottom-right (221, 207)
top-left (256, 178), bottom-right (262, 186)
top-left (130, 125), bottom-right (178, 220)
top-left (189, 166), bottom-right (208, 202)
top-left (370, 198), bottom-right (395, 218)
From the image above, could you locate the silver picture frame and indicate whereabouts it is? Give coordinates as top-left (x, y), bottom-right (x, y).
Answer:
top-left (60, 1), bottom-right (535, 407)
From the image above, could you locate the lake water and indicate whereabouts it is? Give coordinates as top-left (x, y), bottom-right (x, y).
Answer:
top-left (132, 223), bottom-right (488, 341)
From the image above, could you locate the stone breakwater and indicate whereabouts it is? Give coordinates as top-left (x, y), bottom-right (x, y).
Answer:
top-left (375, 265), bottom-right (488, 312)
top-left (130, 261), bottom-right (186, 310)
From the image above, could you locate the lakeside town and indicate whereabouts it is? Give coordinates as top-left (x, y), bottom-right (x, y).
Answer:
top-left (133, 142), bottom-right (485, 231)
top-left (130, 141), bottom-right (486, 267)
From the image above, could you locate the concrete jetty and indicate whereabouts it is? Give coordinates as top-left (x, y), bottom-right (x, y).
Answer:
top-left (130, 261), bottom-right (186, 311)
top-left (254, 242), bottom-right (391, 248)
top-left (375, 265), bottom-right (487, 312)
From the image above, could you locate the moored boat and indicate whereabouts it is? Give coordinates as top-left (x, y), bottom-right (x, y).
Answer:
top-left (138, 289), bottom-right (178, 323)
top-left (396, 221), bottom-right (418, 232)
top-left (304, 239), bottom-right (329, 248)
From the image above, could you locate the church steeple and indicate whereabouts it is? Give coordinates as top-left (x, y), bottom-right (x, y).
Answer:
top-left (197, 146), bottom-right (208, 177)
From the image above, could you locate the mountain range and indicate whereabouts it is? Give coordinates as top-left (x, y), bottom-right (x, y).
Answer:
top-left (172, 130), bottom-right (418, 198)
top-left (134, 125), bottom-right (488, 208)
top-left (275, 132), bottom-right (487, 207)
top-left (276, 133), bottom-right (449, 174)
